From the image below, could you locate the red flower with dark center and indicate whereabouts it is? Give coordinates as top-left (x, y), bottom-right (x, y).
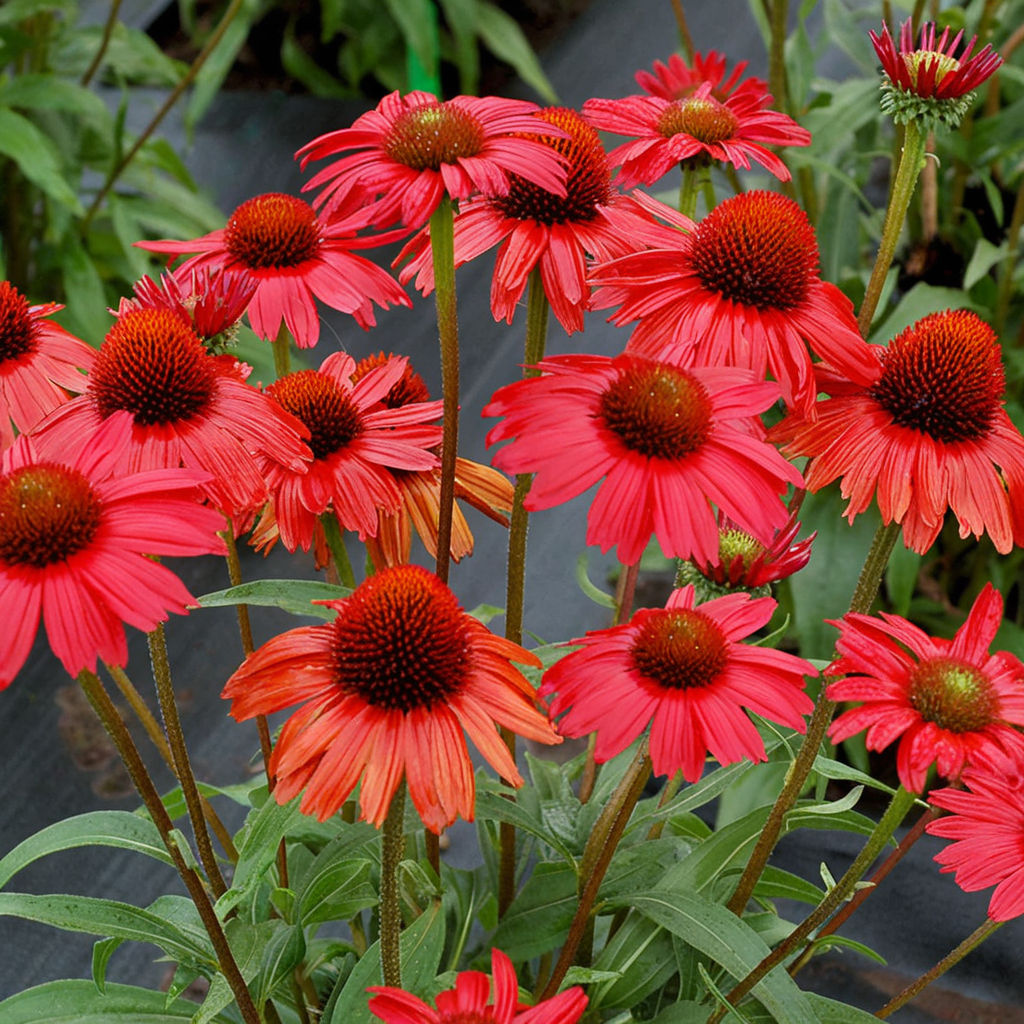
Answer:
top-left (0, 280), bottom-right (95, 451)
top-left (772, 310), bottom-right (1024, 554)
top-left (369, 948), bottom-right (587, 1024)
top-left (257, 351), bottom-right (442, 552)
top-left (635, 51), bottom-right (768, 103)
top-left (30, 307), bottom-right (311, 518)
top-left (395, 107), bottom-right (680, 333)
top-left (826, 583), bottom-right (1024, 794)
top-left (540, 585), bottom-right (815, 781)
top-left (136, 193), bottom-right (410, 349)
top-left (222, 564), bottom-right (561, 831)
top-left (0, 414), bottom-right (226, 686)
top-left (590, 190), bottom-right (876, 418)
top-left (297, 91), bottom-right (570, 230)
top-left (583, 79), bottom-right (810, 185)
top-left (483, 350), bottom-right (803, 566)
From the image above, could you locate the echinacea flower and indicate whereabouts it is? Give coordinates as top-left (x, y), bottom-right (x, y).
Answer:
top-left (297, 91), bottom-right (569, 229)
top-left (826, 583), bottom-right (1024, 794)
top-left (30, 307), bottom-right (311, 518)
top-left (0, 413), bottom-right (226, 687)
top-left (583, 79), bottom-right (810, 185)
top-left (927, 754), bottom-right (1024, 921)
top-left (635, 50), bottom-right (768, 103)
top-left (136, 193), bottom-right (410, 348)
top-left (369, 947), bottom-right (587, 1024)
top-left (773, 310), bottom-right (1024, 554)
top-left (589, 190), bottom-right (876, 418)
top-left (541, 585), bottom-right (815, 781)
top-left (0, 280), bottom-right (95, 451)
top-left (222, 564), bottom-right (561, 831)
top-left (871, 19), bottom-right (1003, 129)
top-left (483, 351), bottom-right (804, 566)
top-left (258, 351), bottom-right (443, 553)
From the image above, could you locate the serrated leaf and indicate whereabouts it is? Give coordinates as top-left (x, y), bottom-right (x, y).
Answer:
top-left (197, 579), bottom-right (350, 619)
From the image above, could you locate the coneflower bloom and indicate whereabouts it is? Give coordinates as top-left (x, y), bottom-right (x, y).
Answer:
top-left (583, 79), bottom-right (810, 185)
top-left (136, 193), bottom-right (410, 348)
top-left (395, 107), bottom-right (679, 333)
top-left (0, 281), bottom-right (95, 451)
top-left (541, 585), bottom-right (815, 782)
top-left (369, 948), bottom-right (587, 1024)
top-left (258, 351), bottom-right (443, 553)
top-left (635, 51), bottom-right (768, 103)
top-left (296, 90), bottom-right (569, 229)
top-left (826, 584), bottom-right (1024, 794)
top-left (927, 754), bottom-right (1024, 921)
top-left (483, 351), bottom-right (804, 566)
top-left (222, 564), bottom-right (561, 831)
top-left (30, 307), bottom-right (311, 518)
top-left (0, 414), bottom-right (226, 687)
top-left (773, 310), bottom-right (1024, 554)
top-left (589, 190), bottom-right (877, 418)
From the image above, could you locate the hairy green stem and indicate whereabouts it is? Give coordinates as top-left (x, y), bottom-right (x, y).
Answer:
top-left (768, 0), bottom-right (789, 113)
top-left (669, 0), bottom-right (695, 60)
top-left (380, 784), bottom-right (407, 987)
top-left (80, 0), bottom-right (122, 86)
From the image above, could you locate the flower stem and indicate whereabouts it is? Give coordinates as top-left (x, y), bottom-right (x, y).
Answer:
top-left (80, 0), bottom-right (122, 86)
top-left (876, 917), bottom-right (1003, 1018)
top-left (767, 0), bottom-right (790, 114)
top-left (77, 670), bottom-right (261, 1024)
top-left (858, 119), bottom-right (927, 336)
top-left (726, 520), bottom-right (901, 915)
top-left (320, 512), bottom-right (356, 590)
top-left (429, 197), bottom-right (460, 586)
top-left (148, 624), bottom-right (228, 899)
top-left (669, 0), bottom-right (695, 60)
top-left (614, 560), bottom-right (640, 626)
top-left (272, 322), bottom-right (292, 379)
top-left (380, 783), bottom-right (407, 988)
top-left (678, 163), bottom-right (709, 219)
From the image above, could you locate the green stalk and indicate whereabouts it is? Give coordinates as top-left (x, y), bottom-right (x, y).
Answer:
top-left (80, 0), bottom-right (122, 86)
top-left (380, 783), bottom-right (407, 987)
top-left (767, 0), bottom-right (790, 114)
top-left (320, 512), bottom-right (356, 590)
top-left (858, 120), bottom-right (927, 336)
top-left (272, 322), bottom-right (292, 379)
top-left (669, 0), bottom-right (695, 61)
top-left (678, 163), bottom-right (708, 219)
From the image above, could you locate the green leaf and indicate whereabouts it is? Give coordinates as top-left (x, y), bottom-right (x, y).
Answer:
top-left (884, 538), bottom-right (920, 617)
top-left (590, 912), bottom-right (676, 1010)
top-left (0, 811), bottom-right (172, 888)
top-left (59, 237), bottom-right (112, 343)
top-left (474, 784), bottom-right (578, 867)
top-left (90, 937), bottom-right (121, 994)
top-left (253, 923), bottom-right (306, 1007)
top-left (0, 108), bottom-right (81, 210)
top-left (437, 0), bottom-right (479, 94)
top-left (281, 18), bottom-right (353, 98)
top-left (575, 553), bottom-right (616, 609)
top-left (296, 856), bottom-right (377, 926)
top-left (752, 866), bottom-right (824, 906)
top-left (964, 237), bottom-right (1010, 291)
top-left (0, 75), bottom-right (111, 123)
top-left (197, 579), bottom-right (350, 619)
top-left (491, 862), bottom-right (576, 960)
top-left (383, 0), bottom-right (440, 84)
top-left (870, 282), bottom-right (975, 346)
top-left (811, 755), bottom-right (896, 795)
top-left (665, 807), bottom-right (771, 894)
top-left (474, 2), bottom-right (557, 102)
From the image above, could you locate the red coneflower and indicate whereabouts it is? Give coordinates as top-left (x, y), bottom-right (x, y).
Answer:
top-left (635, 50), bottom-right (768, 103)
top-left (541, 585), bottom-right (815, 782)
top-left (0, 414), bottom-right (226, 687)
top-left (483, 351), bottom-right (804, 566)
top-left (395, 107), bottom-right (678, 333)
top-left (297, 91), bottom-right (569, 230)
top-left (826, 584), bottom-right (1024, 794)
top-left (773, 310), bottom-right (1024, 554)
top-left (30, 307), bottom-right (311, 518)
top-left (0, 280), bottom-right (95, 451)
top-left (590, 190), bottom-right (876, 418)
top-left (369, 948), bottom-right (587, 1024)
top-left (136, 193), bottom-right (410, 348)
top-left (222, 564), bottom-right (561, 831)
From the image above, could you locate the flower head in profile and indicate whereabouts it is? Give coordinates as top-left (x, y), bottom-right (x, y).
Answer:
top-left (297, 91), bottom-right (569, 229)
top-left (136, 193), bottom-right (410, 348)
top-left (483, 350), bottom-right (804, 566)
top-left (583, 79), bottom-right (809, 185)
top-left (541, 585), bottom-right (815, 782)
top-left (222, 564), bottom-right (561, 831)
top-left (871, 19), bottom-right (1002, 129)
top-left (773, 310), bottom-right (1024, 554)
top-left (827, 584), bottom-right (1024, 794)
top-left (589, 191), bottom-right (876, 418)
top-left (0, 414), bottom-right (226, 688)
top-left (395, 107), bottom-right (679, 333)
top-left (635, 50), bottom-right (768, 103)
top-left (369, 948), bottom-right (587, 1024)
top-left (0, 280), bottom-right (95, 451)
top-left (927, 753), bottom-right (1024, 922)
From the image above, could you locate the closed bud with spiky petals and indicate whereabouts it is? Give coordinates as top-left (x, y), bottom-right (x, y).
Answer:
top-left (635, 50), bottom-right (768, 103)
top-left (223, 564), bottom-right (561, 831)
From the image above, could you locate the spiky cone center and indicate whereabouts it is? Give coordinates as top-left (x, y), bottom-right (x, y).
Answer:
top-left (631, 608), bottom-right (729, 690)
top-left (267, 370), bottom-right (363, 460)
top-left (225, 193), bottom-right (321, 269)
top-left (716, 526), bottom-right (765, 575)
top-left (329, 564), bottom-right (471, 711)
top-left (91, 308), bottom-right (217, 425)
top-left (657, 95), bottom-right (739, 144)
top-left (0, 463), bottom-right (101, 568)
top-left (351, 352), bottom-right (431, 407)
top-left (600, 360), bottom-right (712, 459)
top-left (383, 102), bottom-right (486, 170)
top-left (492, 107), bottom-right (612, 224)
top-left (870, 310), bottom-right (1003, 443)
top-left (690, 192), bottom-right (817, 310)
top-left (0, 281), bottom-right (38, 364)
top-left (908, 656), bottom-right (996, 733)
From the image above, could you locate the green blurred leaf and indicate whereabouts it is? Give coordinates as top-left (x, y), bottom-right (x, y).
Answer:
top-left (58, 237), bottom-right (112, 342)
top-left (870, 282), bottom-right (975, 345)
top-left (0, 108), bottom-right (81, 211)
top-left (474, 2), bottom-right (557, 103)
top-left (384, 0), bottom-right (440, 86)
